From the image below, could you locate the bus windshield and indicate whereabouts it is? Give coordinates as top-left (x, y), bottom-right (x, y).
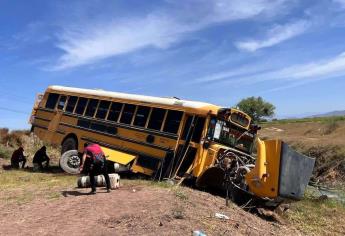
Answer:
top-left (207, 117), bottom-right (255, 153)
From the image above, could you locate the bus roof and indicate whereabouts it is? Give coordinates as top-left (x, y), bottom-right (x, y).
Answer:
top-left (47, 85), bottom-right (221, 115)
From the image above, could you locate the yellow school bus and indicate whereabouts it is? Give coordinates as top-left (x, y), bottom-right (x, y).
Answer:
top-left (30, 85), bottom-right (314, 201)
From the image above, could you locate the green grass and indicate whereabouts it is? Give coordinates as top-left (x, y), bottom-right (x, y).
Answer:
top-left (285, 188), bottom-right (345, 235)
top-left (0, 169), bottom-right (76, 204)
top-left (262, 115), bottom-right (345, 125)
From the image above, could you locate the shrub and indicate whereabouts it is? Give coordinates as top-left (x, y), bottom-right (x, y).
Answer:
top-left (0, 144), bottom-right (13, 159)
top-left (322, 119), bottom-right (339, 135)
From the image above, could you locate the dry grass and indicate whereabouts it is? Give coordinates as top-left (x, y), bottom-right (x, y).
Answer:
top-left (0, 168), bottom-right (76, 204)
top-left (284, 188), bottom-right (345, 235)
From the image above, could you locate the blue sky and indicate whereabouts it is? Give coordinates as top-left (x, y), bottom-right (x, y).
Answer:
top-left (1, 0), bottom-right (345, 129)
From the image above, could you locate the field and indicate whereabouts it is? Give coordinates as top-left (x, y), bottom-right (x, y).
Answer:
top-left (0, 119), bottom-right (345, 235)
top-left (259, 117), bottom-right (345, 235)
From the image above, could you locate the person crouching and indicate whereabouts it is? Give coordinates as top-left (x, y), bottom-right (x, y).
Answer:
top-left (33, 146), bottom-right (50, 171)
top-left (79, 143), bottom-right (111, 194)
top-left (11, 147), bottom-right (27, 169)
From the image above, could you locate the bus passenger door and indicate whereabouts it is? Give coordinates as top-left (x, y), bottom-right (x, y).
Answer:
top-left (169, 115), bottom-right (206, 179)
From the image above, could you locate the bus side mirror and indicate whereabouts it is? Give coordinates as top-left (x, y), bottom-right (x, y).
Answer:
top-left (250, 124), bottom-right (261, 133)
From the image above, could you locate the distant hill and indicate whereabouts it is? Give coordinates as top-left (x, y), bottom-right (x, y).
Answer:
top-left (309, 110), bottom-right (345, 118)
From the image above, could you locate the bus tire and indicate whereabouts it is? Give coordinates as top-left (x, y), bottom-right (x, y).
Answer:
top-left (60, 150), bottom-right (81, 174)
top-left (61, 137), bottom-right (77, 155)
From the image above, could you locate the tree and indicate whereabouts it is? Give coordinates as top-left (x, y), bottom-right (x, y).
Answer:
top-left (236, 96), bottom-right (275, 122)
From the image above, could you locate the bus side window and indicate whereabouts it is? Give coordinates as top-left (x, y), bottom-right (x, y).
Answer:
top-left (85, 99), bottom-right (99, 117)
top-left (96, 100), bottom-right (110, 119)
top-left (107, 102), bottom-right (123, 122)
top-left (133, 106), bottom-right (150, 127)
top-left (75, 97), bottom-right (88, 115)
top-left (57, 95), bottom-right (67, 110)
top-left (147, 108), bottom-right (166, 131)
top-left (66, 96), bottom-right (78, 113)
top-left (120, 104), bottom-right (136, 124)
top-left (181, 115), bottom-right (193, 140)
top-left (163, 110), bottom-right (183, 134)
top-left (192, 117), bottom-right (206, 142)
top-left (45, 93), bottom-right (59, 109)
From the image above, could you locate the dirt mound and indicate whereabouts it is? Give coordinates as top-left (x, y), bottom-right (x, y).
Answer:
top-left (0, 183), bottom-right (299, 235)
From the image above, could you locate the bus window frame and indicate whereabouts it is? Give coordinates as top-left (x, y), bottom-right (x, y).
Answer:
top-left (65, 95), bottom-right (78, 113)
top-left (106, 102), bottom-right (124, 123)
top-left (117, 103), bottom-right (125, 123)
top-left (119, 103), bottom-right (136, 125)
top-left (159, 110), bottom-right (168, 132)
top-left (163, 110), bottom-right (184, 134)
top-left (93, 100), bottom-right (101, 118)
top-left (72, 97), bottom-right (80, 114)
top-left (130, 105), bottom-right (139, 126)
top-left (82, 99), bottom-right (90, 116)
top-left (57, 95), bottom-right (67, 111)
top-left (144, 108), bottom-right (153, 128)
top-left (84, 99), bottom-right (99, 118)
top-left (95, 100), bottom-right (111, 120)
top-left (133, 105), bottom-right (151, 127)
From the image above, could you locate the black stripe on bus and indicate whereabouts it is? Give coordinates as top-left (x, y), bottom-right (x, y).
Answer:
top-left (81, 137), bottom-right (166, 160)
top-left (32, 124), bottom-right (48, 130)
top-left (61, 111), bottom-right (178, 140)
top-left (60, 122), bottom-right (172, 152)
top-left (37, 107), bottom-right (55, 113)
top-left (35, 117), bottom-right (51, 122)
top-left (56, 130), bottom-right (66, 135)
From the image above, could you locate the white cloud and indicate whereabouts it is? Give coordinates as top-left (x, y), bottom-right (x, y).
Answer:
top-left (194, 51), bottom-right (345, 90)
top-left (52, 0), bottom-right (289, 70)
top-left (235, 20), bottom-right (310, 52)
top-left (236, 52), bottom-right (345, 85)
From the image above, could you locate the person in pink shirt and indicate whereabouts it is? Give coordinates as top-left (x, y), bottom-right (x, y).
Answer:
top-left (80, 143), bottom-right (111, 194)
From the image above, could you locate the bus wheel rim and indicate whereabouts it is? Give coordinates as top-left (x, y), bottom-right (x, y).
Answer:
top-left (68, 155), bottom-right (80, 168)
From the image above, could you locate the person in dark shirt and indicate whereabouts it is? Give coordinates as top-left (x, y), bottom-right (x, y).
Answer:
top-left (33, 146), bottom-right (50, 170)
top-left (79, 143), bottom-right (111, 194)
top-left (11, 147), bottom-right (27, 169)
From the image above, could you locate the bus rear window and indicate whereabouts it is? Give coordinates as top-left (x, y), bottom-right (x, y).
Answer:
top-left (120, 104), bottom-right (136, 124)
top-left (66, 96), bottom-right (78, 113)
top-left (107, 102), bottom-right (123, 122)
top-left (147, 108), bottom-right (166, 131)
top-left (133, 106), bottom-right (150, 127)
top-left (163, 110), bottom-right (183, 134)
top-left (75, 98), bottom-right (88, 115)
top-left (45, 93), bottom-right (59, 109)
top-left (96, 100), bottom-right (110, 119)
top-left (85, 99), bottom-right (99, 117)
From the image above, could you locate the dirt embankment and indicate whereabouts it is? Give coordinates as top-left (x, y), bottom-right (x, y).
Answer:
top-left (0, 181), bottom-right (298, 236)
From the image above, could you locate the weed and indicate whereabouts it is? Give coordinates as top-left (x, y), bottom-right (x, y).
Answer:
top-left (322, 118), bottom-right (339, 135)
top-left (0, 144), bottom-right (13, 159)
top-left (175, 188), bottom-right (189, 201)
